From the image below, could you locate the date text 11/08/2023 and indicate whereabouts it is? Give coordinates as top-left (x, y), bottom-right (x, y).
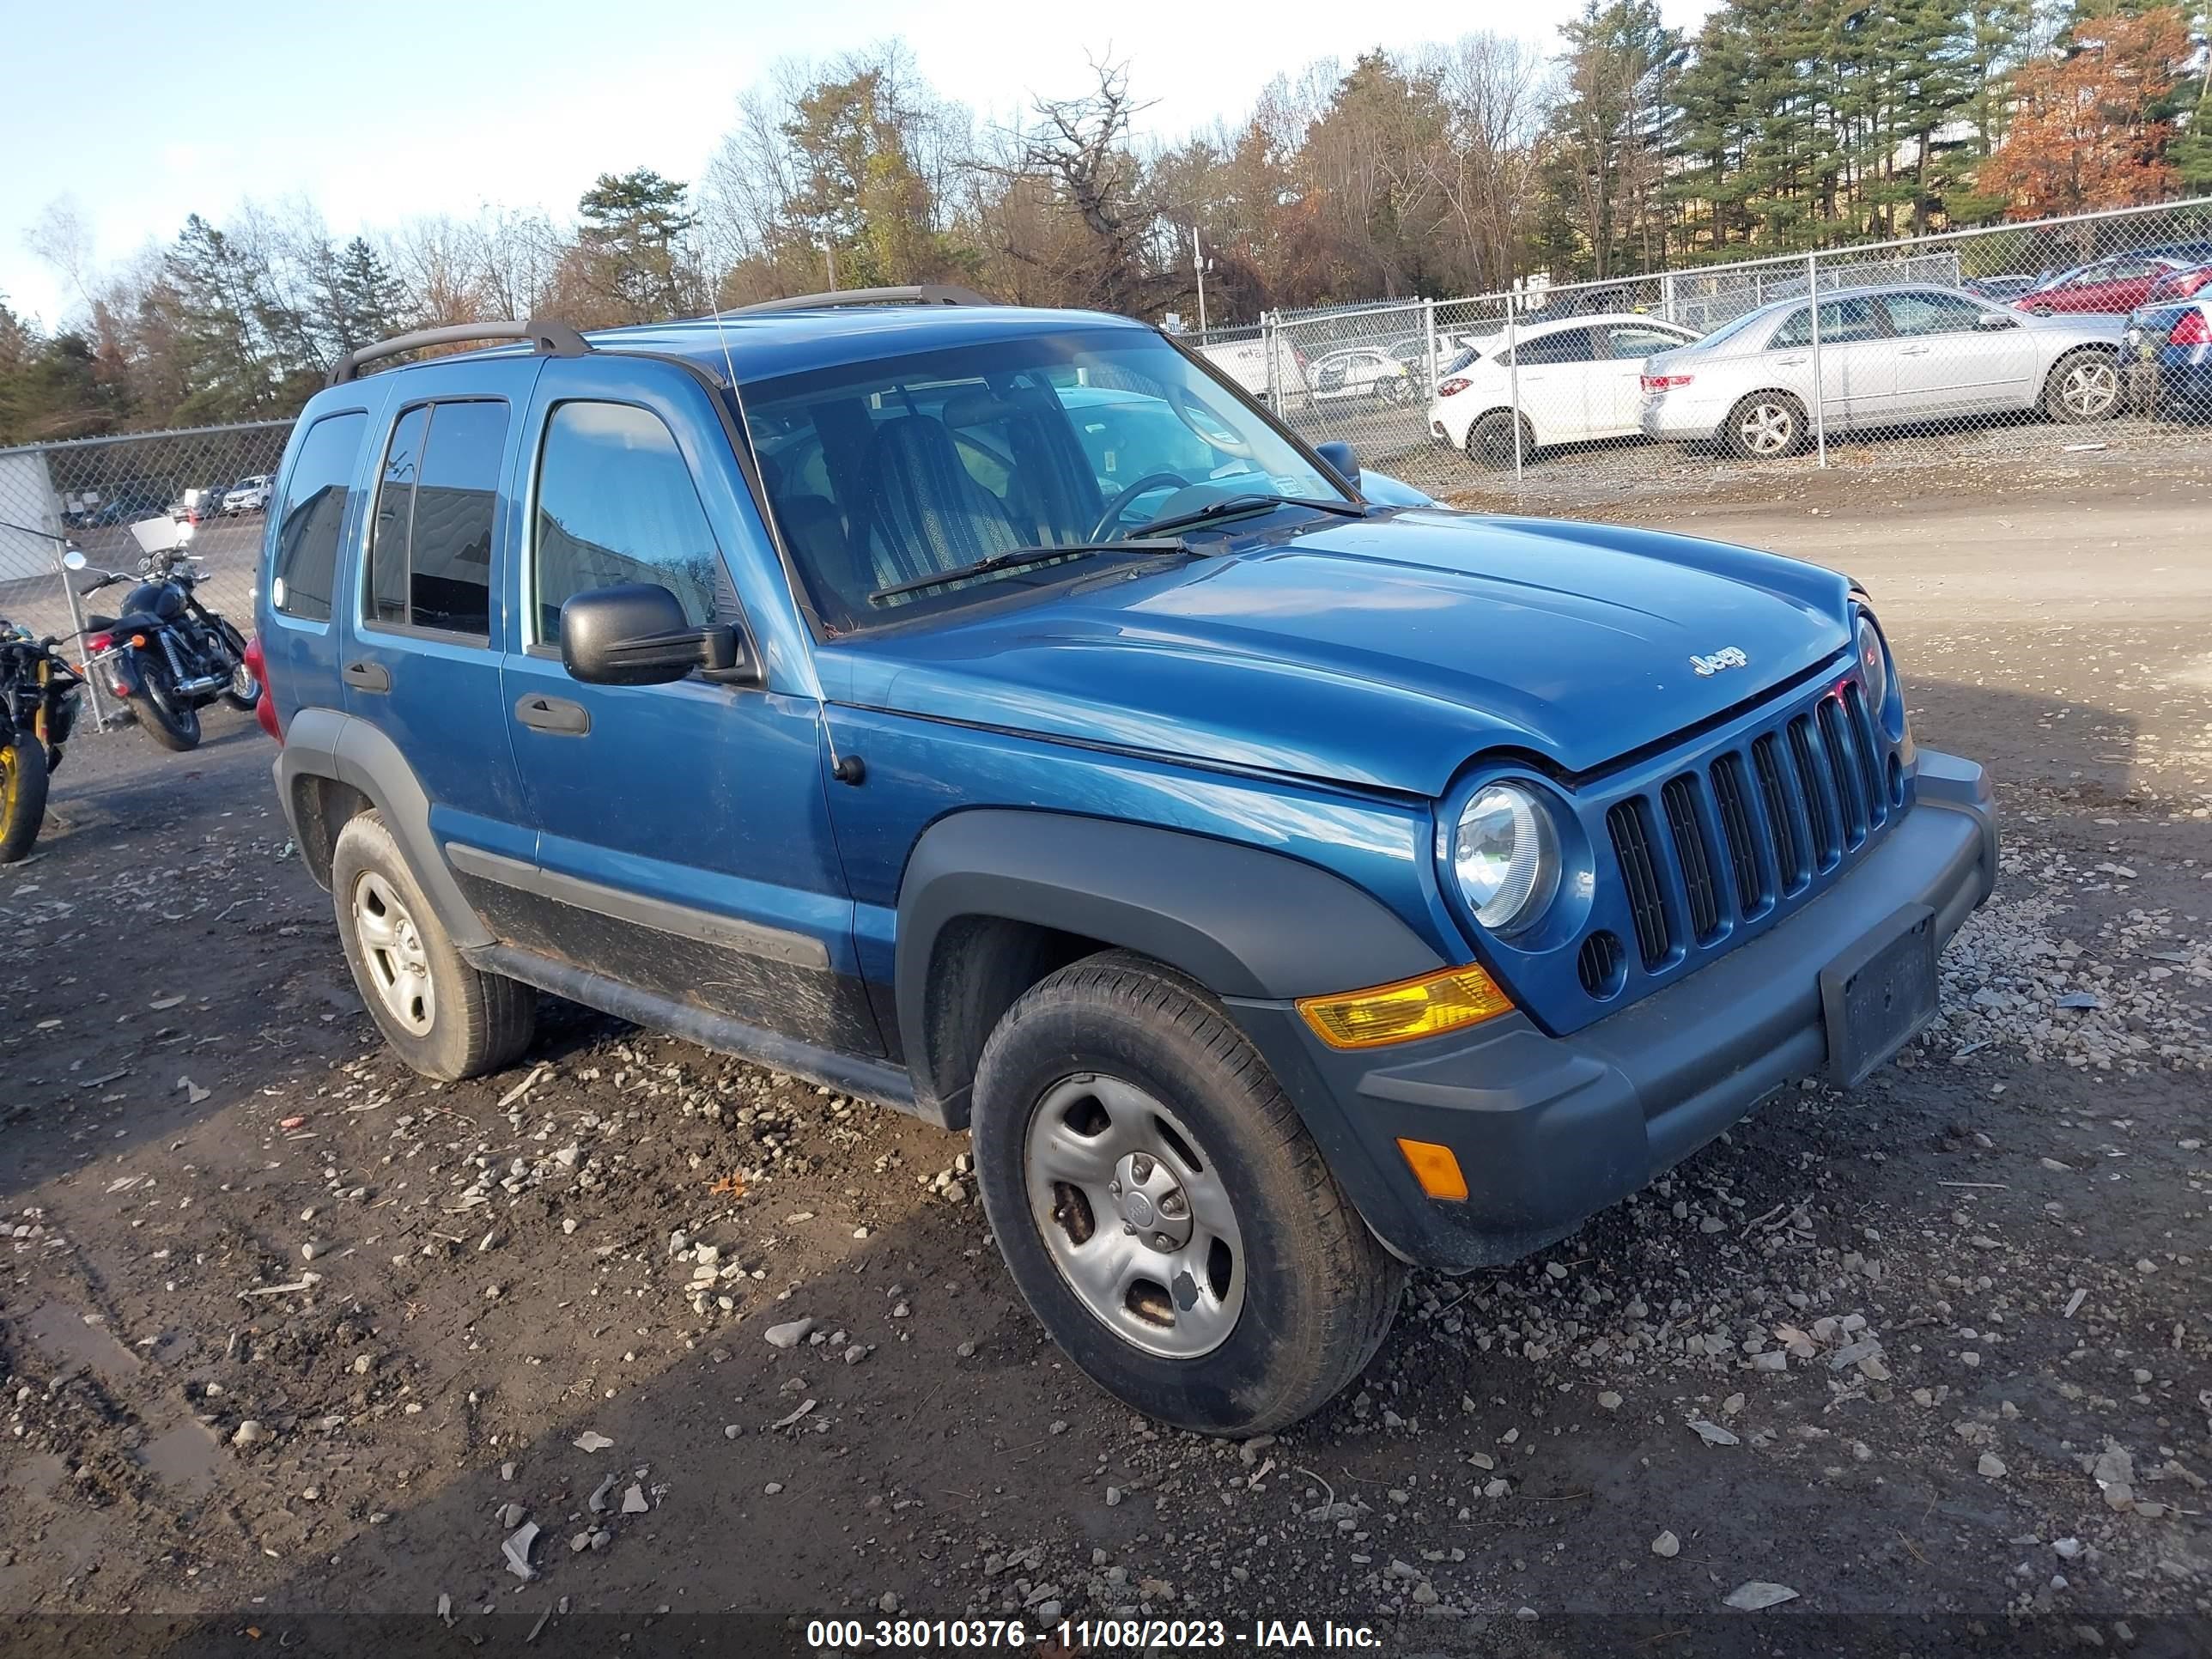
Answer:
top-left (805, 1617), bottom-right (1382, 1650)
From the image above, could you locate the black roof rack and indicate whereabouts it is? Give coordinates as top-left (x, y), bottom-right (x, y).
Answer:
top-left (326, 319), bottom-right (591, 387)
top-left (725, 283), bottom-right (995, 316)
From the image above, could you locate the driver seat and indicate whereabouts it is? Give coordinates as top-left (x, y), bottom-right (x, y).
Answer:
top-left (863, 415), bottom-right (1024, 592)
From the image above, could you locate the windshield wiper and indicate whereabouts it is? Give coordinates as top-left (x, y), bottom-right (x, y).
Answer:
top-left (868, 538), bottom-right (1188, 605)
top-left (1128, 492), bottom-right (1367, 538)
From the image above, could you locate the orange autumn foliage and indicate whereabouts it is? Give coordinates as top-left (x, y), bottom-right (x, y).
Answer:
top-left (1978, 7), bottom-right (2191, 219)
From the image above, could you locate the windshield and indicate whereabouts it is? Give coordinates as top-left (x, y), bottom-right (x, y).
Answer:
top-left (742, 327), bottom-right (1352, 634)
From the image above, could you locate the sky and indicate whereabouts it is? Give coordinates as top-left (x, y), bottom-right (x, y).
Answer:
top-left (1, 0), bottom-right (1715, 329)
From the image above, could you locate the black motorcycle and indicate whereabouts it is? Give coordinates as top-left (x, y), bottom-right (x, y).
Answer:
top-left (0, 617), bottom-right (85, 863)
top-left (65, 532), bottom-right (259, 753)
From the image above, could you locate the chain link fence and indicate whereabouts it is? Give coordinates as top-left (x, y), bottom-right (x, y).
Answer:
top-left (0, 422), bottom-right (289, 728)
top-left (1258, 197), bottom-right (2212, 506)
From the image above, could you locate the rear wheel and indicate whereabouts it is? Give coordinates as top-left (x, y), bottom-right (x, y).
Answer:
top-left (1464, 409), bottom-right (1533, 470)
top-left (135, 655), bottom-right (201, 752)
top-left (0, 732), bottom-right (51, 864)
top-left (2044, 349), bottom-right (2120, 422)
top-left (971, 951), bottom-right (1402, 1435)
top-left (216, 620), bottom-right (261, 710)
top-left (331, 811), bottom-right (537, 1080)
top-left (1723, 391), bottom-right (1808, 459)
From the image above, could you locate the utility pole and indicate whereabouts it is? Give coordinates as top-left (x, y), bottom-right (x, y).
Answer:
top-left (823, 241), bottom-right (838, 292)
top-left (1193, 226), bottom-right (1207, 337)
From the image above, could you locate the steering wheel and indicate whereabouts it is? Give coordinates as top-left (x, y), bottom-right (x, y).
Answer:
top-left (1089, 471), bottom-right (1192, 540)
top-left (1170, 386), bottom-right (1255, 459)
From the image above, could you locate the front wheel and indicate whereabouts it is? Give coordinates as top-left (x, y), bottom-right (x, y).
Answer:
top-left (2044, 349), bottom-right (2120, 422)
top-left (0, 732), bottom-right (51, 864)
top-left (971, 951), bottom-right (1402, 1435)
top-left (134, 655), bottom-right (201, 752)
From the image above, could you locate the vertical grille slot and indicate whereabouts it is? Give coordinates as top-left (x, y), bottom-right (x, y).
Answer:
top-left (1752, 733), bottom-right (1803, 893)
top-left (1661, 775), bottom-right (1722, 942)
top-left (1710, 752), bottom-right (1764, 915)
top-left (1607, 799), bottom-right (1671, 969)
top-left (1818, 697), bottom-right (1868, 846)
top-left (1842, 681), bottom-right (1886, 819)
top-left (1577, 931), bottom-right (1625, 999)
top-left (1789, 714), bottom-right (1840, 868)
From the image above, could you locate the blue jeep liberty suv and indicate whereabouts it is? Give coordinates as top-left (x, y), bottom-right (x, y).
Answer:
top-left (257, 288), bottom-right (1997, 1434)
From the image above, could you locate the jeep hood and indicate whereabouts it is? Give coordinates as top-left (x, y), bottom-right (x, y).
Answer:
top-left (840, 511), bottom-right (1855, 797)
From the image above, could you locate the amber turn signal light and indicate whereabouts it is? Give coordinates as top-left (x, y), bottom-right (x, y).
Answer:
top-left (1395, 1137), bottom-right (1469, 1201)
top-left (1295, 964), bottom-right (1513, 1049)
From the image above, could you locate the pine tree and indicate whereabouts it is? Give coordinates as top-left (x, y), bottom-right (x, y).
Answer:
top-left (320, 236), bottom-right (409, 354)
top-left (575, 170), bottom-right (702, 324)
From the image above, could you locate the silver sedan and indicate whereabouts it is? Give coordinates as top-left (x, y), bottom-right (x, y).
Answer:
top-left (1638, 285), bottom-right (2123, 459)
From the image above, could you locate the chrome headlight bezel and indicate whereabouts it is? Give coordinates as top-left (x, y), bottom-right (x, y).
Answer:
top-left (1853, 605), bottom-right (1905, 739)
top-left (1446, 781), bottom-right (1562, 937)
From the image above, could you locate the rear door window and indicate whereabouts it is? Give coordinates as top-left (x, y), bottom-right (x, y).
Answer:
top-left (1770, 298), bottom-right (1885, 349)
top-left (1508, 327), bottom-right (1601, 366)
top-left (270, 411), bottom-right (368, 622)
top-left (363, 399), bottom-right (508, 639)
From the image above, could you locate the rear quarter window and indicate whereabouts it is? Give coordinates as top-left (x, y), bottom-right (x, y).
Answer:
top-left (270, 410), bottom-right (369, 623)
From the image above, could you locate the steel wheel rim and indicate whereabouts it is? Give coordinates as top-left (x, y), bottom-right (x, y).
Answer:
top-left (1742, 402), bottom-right (1795, 454)
top-left (231, 664), bottom-right (259, 699)
top-left (2063, 360), bottom-right (2116, 416)
top-left (352, 871), bottom-right (434, 1035)
top-left (1023, 1073), bottom-right (1246, 1359)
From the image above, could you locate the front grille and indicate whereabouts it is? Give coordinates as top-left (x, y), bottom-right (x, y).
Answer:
top-left (1710, 753), bottom-right (1764, 915)
top-left (1752, 733), bottom-right (1803, 892)
top-left (1577, 678), bottom-right (1900, 1002)
top-left (1788, 715), bottom-right (1840, 867)
top-left (1577, 930), bottom-right (1625, 997)
top-left (1607, 799), bottom-right (1671, 969)
top-left (1661, 775), bottom-right (1721, 942)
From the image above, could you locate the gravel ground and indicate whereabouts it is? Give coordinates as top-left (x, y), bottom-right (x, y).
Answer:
top-left (0, 471), bottom-right (2207, 1658)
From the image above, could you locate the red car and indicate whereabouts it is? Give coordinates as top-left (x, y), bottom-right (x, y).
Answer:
top-left (2142, 262), bottom-right (2212, 307)
top-left (2018, 254), bottom-right (2195, 317)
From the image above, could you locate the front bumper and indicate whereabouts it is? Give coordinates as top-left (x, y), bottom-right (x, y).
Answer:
top-left (1231, 750), bottom-right (1998, 1268)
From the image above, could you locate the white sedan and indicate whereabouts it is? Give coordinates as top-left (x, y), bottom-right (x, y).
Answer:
top-left (222, 474), bottom-right (274, 514)
top-left (1426, 313), bottom-right (1702, 467)
top-left (1309, 346), bottom-right (1416, 404)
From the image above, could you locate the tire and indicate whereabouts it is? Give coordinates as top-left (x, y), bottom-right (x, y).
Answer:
top-left (1722, 391), bottom-right (1808, 460)
top-left (2043, 349), bottom-right (2120, 422)
top-left (971, 951), bottom-right (1402, 1435)
top-left (135, 655), bottom-right (201, 752)
top-left (330, 811), bottom-right (537, 1080)
top-left (216, 620), bottom-right (261, 711)
top-left (0, 732), bottom-right (50, 865)
top-left (1464, 409), bottom-right (1532, 471)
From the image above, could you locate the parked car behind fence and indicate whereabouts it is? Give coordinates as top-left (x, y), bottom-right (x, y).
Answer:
top-left (1640, 284), bottom-right (2122, 459)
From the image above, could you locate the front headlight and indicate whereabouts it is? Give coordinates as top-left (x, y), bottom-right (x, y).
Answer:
top-left (1450, 783), bottom-right (1559, 934)
top-left (1855, 612), bottom-right (1889, 711)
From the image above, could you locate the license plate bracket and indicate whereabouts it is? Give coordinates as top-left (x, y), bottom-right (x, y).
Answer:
top-left (1820, 902), bottom-right (1938, 1087)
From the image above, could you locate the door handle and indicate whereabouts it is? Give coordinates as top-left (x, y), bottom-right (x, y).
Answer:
top-left (515, 694), bottom-right (591, 737)
top-left (342, 660), bottom-right (391, 694)
top-left (1773, 356), bottom-right (1807, 367)
top-left (1899, 345), bottom-right (1931, 356)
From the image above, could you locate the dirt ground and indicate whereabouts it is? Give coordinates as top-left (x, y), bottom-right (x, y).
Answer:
top-left (1, 469), bottom-right (2208, 1659)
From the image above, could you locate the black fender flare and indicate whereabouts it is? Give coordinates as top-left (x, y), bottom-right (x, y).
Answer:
top-left (894, 809), bottom-right (1444, 1117)
top-left (273, 706), bottom-right (495, 949)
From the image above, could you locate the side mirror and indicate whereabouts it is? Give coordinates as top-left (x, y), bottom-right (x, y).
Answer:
top-left (560, 582), bottom-right (754, 688)
top-left (1975, 313), bottom-right (2018, 331)
top-left (61, 548), bottom-right (87, 570)
top-left (1315, 439), bottom-right (1361, 490)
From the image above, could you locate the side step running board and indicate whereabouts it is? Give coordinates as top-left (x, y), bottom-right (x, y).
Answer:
top-left (462, 941), bottom-right (938, 1127)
